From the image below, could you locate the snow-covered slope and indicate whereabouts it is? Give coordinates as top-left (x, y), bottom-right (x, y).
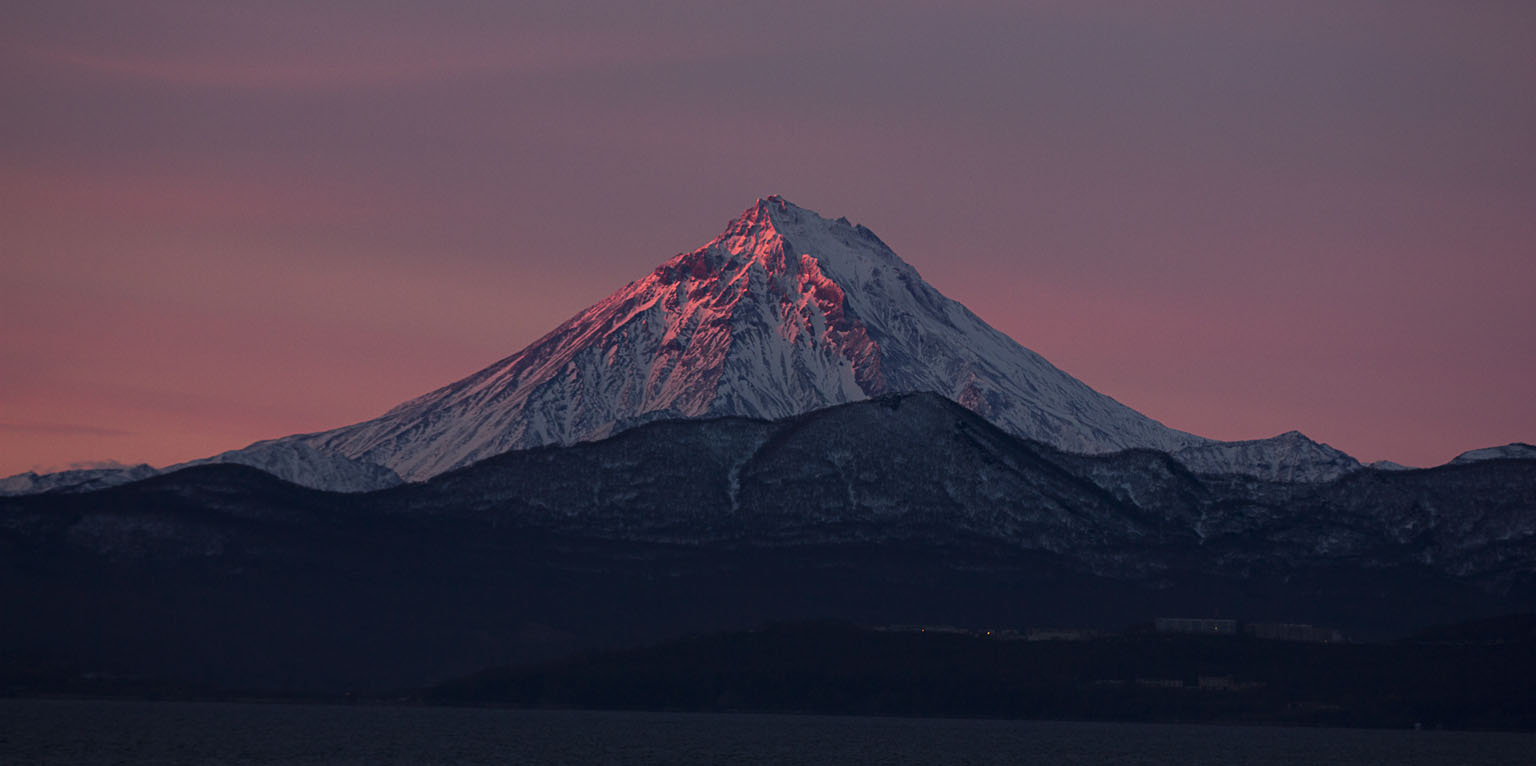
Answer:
top-left (170, 440), bottom-right (402, 493)
top-left (290, 196), bottom-right (1208, 480)
top-left (1451, 443), bottom-right (1536, 465)
top-left (0, 463), bottom-right (157, 496)
top-left (1173, 431), bottom-right (1362, 483)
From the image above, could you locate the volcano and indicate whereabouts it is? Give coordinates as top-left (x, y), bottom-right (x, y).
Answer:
top-left (3, 195), bottom-right (1378, 495)
top-left (284, 196), bottom-right (1206, 482)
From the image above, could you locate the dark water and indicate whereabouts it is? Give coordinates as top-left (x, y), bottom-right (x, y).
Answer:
top-left (2, 699), bottom-right (1531, 765)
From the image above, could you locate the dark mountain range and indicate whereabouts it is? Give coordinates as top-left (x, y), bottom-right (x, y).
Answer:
top-left (3, 394), bottom-right (1532, 692)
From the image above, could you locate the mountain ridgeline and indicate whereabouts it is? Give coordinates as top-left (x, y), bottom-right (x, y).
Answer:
top-left (3, 394), bottom-right (1532, 692)
top-left (7, 196), bottom-right (1432, 495)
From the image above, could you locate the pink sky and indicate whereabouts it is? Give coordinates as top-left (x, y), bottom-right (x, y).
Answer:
top-left (3, 1), bottom-right (1533, 474)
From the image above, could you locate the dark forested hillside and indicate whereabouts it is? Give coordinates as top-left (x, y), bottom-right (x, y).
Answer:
top-left (3, 394), bottom-right (1532, 692)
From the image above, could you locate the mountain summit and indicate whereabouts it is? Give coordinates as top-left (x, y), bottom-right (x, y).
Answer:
top-left (286, 196), bottom-right (1205, 480)
top-left (2, 196), bottom-right (1379, 493)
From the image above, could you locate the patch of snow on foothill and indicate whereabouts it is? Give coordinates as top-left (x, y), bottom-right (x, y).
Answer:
top-left (1450, 443), bottom-right (1536, 465)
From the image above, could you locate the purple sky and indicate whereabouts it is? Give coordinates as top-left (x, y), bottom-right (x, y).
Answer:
top-left (3, 1), bottom-right (1533, 474)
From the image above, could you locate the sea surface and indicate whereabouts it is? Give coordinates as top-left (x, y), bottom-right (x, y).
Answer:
top-left (2, 699), bottom-right (1531, 765)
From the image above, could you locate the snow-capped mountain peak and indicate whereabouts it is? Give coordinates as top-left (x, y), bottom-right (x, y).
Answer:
top-left (288, 197), bottom-right (1206, 481)
top-left (16, 197), bottom-right (1452, 492)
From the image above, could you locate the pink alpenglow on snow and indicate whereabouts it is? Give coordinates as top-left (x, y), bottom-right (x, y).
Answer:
top-left (280, 197), bottom-right (1206, 483)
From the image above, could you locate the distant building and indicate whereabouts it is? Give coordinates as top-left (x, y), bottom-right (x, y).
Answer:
top-left (1154, 617), bottom-right (1237, 635)
top-left (1247, 623), bottom-right (1344, 643)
